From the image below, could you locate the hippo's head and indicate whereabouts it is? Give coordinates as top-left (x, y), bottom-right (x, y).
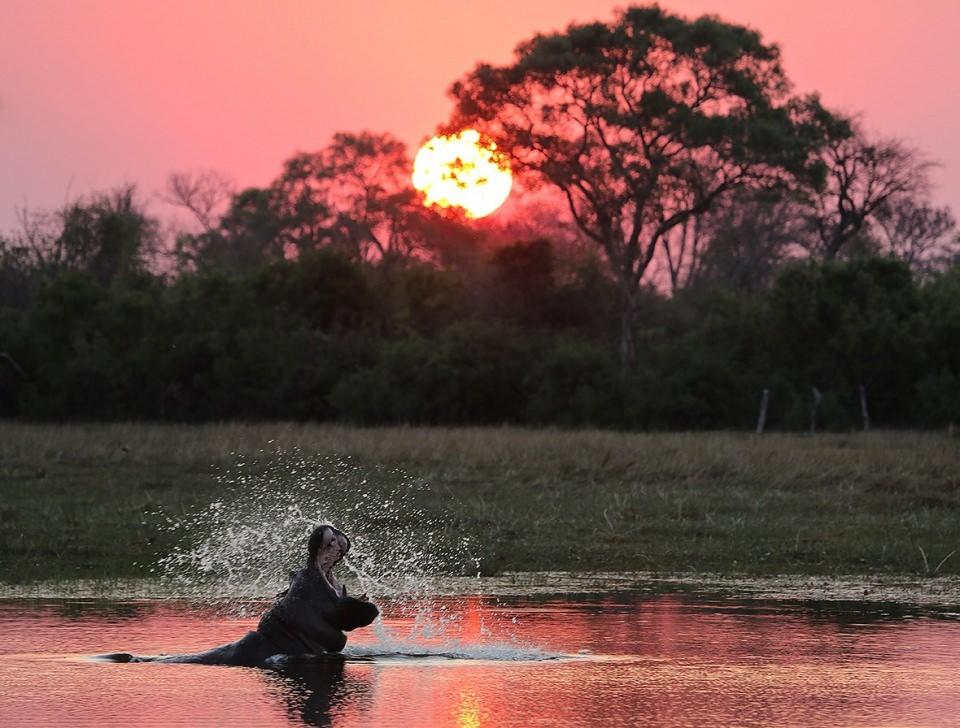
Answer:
top-left (307, 524), bottom-right (351, 579)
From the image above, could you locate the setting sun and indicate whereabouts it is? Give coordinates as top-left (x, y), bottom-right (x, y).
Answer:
top-left (412, 129), bottom-right (512, 218)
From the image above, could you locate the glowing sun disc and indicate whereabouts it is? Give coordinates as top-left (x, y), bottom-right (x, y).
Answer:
top-left (412, 129), bottom-right (512, 218)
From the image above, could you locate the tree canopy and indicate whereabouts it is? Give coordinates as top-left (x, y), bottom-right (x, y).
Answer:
top-left (448, 4), bottom-right (837, 364)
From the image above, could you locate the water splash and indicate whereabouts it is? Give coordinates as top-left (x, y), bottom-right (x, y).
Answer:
top-left (155, 450), bottom-right (478, 607)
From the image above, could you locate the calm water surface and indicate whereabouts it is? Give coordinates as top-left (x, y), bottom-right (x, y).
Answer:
top-left (1, 593), bottom-right (959, 727)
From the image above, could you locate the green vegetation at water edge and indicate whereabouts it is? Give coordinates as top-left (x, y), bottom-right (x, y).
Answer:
top-left (1, 424), bottom-right (958, 584)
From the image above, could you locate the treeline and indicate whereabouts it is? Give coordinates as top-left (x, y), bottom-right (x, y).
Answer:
top-left (1, 228), bottom-right (958, 429)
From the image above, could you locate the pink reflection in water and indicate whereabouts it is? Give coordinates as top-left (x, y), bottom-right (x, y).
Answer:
top-left (1, 595), bottom-right (960, 727)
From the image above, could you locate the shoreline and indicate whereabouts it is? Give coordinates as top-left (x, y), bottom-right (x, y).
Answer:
top-left (3, 571), bottom-right (960, 610)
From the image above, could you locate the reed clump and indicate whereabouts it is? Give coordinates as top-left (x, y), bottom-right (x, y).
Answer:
top-left (1, 422), bottom-right (957, 583)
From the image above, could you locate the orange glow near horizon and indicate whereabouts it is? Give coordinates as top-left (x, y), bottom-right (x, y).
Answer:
top-left (412, 129), bottom-right (513, 219)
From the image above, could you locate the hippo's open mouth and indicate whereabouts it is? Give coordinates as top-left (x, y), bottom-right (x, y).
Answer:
top-left (316, 528), bottom-right (350, 596)
top-left (322, 560), bottom-right (342, 593)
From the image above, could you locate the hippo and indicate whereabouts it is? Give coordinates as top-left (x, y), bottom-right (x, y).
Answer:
top-left (98, 524), bottom-right (379, 666)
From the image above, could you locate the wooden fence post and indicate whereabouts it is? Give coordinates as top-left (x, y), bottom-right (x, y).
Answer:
top-left (859, 384), bottom-right (870, 432)
top-left (756, 388), bottom-right (769, 434)
top-left (810, 387), bottom-right (822, 434)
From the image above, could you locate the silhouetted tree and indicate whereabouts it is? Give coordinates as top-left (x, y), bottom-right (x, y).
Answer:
top-left (273, 131), bottom-right (425, 263)
top-left (177, 132), bottom-right (428, 271)
top-left (0, 233), bottom-right (35, 307)
top-left (448, 4), bottom-right (834, 367)
top-left (7, 185), bottom-right (158, 284)
top-left (161, 170), bottom-right (235, 233)
top-left (658, 216), bottom-right (705, 293)
top-left (695, 189), bottom-right (807, 293)
top-left (875, 197), bottom-right (958, 273)
top-left (802, 121), bottom-right (932, 261)
top-left (177, 187), bottom-right (288, 271)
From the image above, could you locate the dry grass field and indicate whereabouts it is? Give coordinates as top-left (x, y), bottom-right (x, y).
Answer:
top-left (1, 423), bottom-right (958, 583)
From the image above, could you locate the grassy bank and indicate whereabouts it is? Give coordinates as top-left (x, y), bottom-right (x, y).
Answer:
top-left (1, 423), bottom-right (958, 583)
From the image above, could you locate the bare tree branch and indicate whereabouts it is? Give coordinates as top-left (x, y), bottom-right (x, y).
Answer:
top-left (160, 170), bottom-right (235, 232)
top-left (803, 123), bottom-right (934, 260)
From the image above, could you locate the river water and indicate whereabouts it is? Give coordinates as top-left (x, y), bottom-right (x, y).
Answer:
top-left (1, 592), bottom-right (959, 727)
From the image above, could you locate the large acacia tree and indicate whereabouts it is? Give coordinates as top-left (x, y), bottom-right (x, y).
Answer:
top-left (448, 4), bottom-right (836, 366)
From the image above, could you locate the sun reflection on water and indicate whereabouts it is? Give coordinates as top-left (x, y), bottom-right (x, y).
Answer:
top-left (456, 691), bottom-right (485, 728)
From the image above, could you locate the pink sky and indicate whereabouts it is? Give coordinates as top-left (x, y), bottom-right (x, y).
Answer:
top-left (1, 0), bottom-right (958, 231)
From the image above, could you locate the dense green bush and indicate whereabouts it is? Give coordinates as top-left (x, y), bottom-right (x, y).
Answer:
top-left (916, 370), bottom-right (960, 427)
top-left (0, 247), bottom-right (957, 429)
